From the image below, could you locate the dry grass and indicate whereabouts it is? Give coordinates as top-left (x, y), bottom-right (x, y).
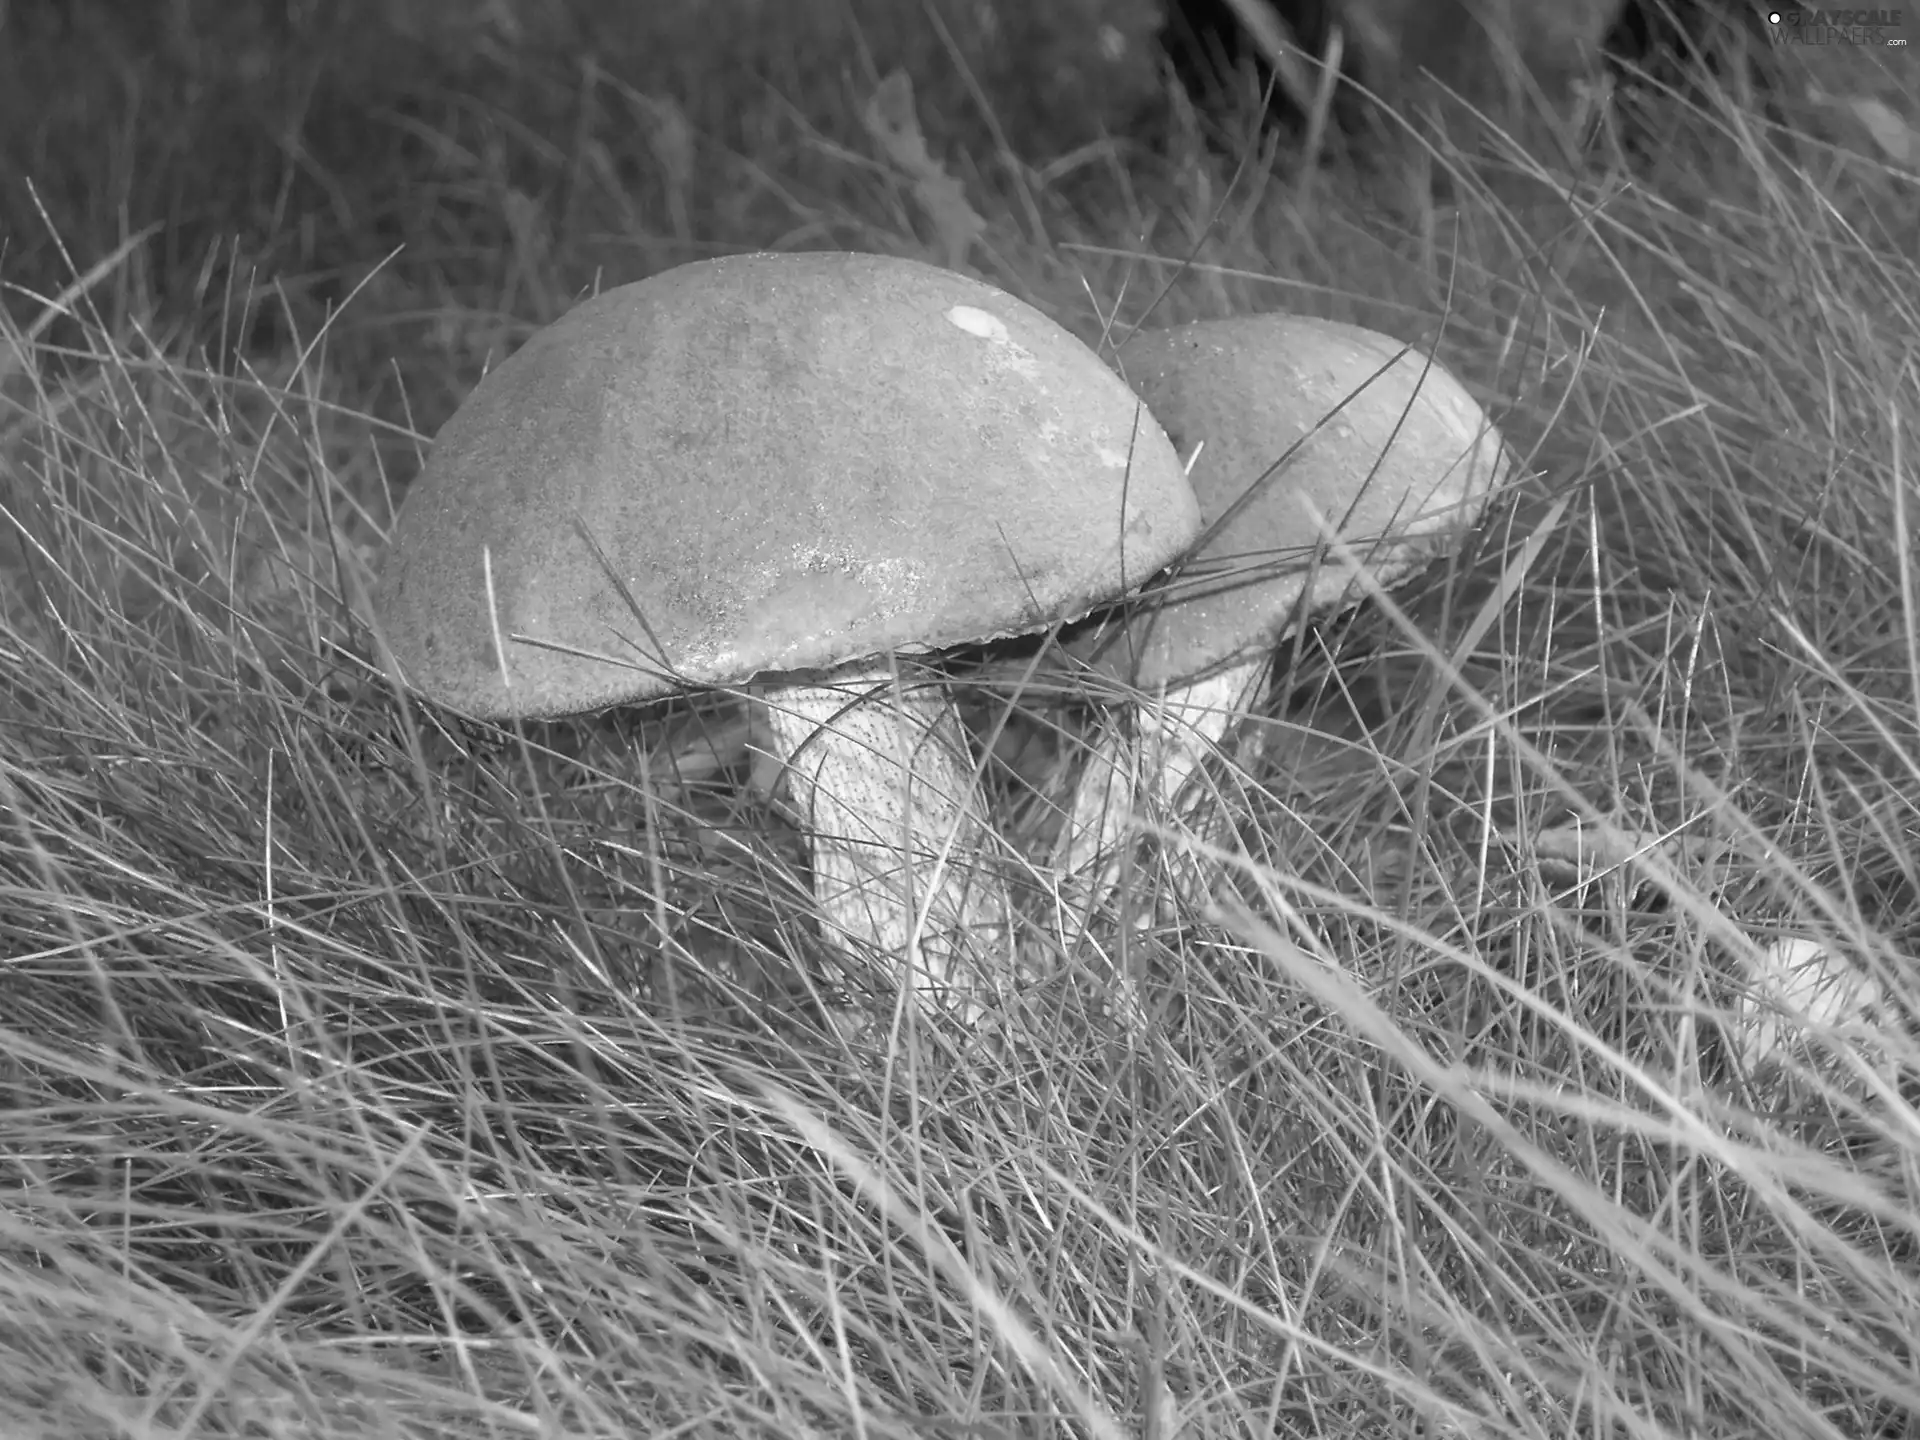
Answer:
top-left (1, 3), bottom-right (1917, 1436)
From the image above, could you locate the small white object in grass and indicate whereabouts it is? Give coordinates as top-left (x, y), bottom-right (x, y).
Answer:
top-left (1735, 937), bottom-right (1888, 1076)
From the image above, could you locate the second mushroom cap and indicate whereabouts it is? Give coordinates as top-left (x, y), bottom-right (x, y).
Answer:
top-left (1070, 312), bottom-right (1512, 688)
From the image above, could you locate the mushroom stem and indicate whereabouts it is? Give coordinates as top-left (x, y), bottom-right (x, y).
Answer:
top-left (1055, 655), bottom-right (1271, 922)
top-left (756, 664), bottom-right (1011, 1020)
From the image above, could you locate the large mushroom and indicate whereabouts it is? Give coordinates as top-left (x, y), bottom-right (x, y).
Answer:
top-left (373, 251), bottom-right (1199, 1021)
top-left (1057, 313), bottom-right (1513, 922)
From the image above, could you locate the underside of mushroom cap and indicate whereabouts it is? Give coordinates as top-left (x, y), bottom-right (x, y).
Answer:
top-left (374, 251), bottom-right (1200, 720)
top-left (1069, 313), bottom-right (1512, 692)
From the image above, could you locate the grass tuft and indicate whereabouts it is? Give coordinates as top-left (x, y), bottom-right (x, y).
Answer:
top-left (2, 4), bottom-right (1917, 1436)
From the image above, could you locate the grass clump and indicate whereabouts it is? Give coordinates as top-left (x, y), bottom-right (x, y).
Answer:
top-left (1, 3), bottom-right (1917, 1436)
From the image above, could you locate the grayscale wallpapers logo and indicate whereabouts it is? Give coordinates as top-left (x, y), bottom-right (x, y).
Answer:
top-left (1768, 8), bottom-right (1911, 44)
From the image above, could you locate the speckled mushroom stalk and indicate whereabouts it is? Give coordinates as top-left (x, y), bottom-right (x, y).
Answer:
top-left (756, 666), bottom-right (1010, 1020)
top-left (1057, 314), bottom-right (1514, 927)
top-left (1056, 659), bottom-right (1270, 919)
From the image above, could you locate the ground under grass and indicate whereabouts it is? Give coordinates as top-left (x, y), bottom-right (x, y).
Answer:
top-left (1, 4), bottom-right (1917, 1437)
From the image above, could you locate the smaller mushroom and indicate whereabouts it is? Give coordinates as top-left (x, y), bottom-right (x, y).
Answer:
top-left (372, 251), bottom-right (1199, 1025)
top-left (1057, 313), bottom-right (1514, 924)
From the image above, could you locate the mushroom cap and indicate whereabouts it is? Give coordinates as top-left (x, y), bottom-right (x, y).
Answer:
top-left (1069, 313), bottom-right (1511, 689)
top-left (373, 252), bottom-right (1200, 720)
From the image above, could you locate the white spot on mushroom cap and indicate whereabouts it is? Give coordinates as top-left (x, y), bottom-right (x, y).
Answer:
top-left (945, 304), bottom-right (1039, 379)
top-left (946, 304), bottom-right (1005, 340)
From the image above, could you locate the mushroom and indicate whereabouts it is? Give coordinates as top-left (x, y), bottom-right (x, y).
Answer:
top-left (373, 251), bottom-right (1198, 1022)
top-left (1057, 313), bottom-right (1513, 922)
